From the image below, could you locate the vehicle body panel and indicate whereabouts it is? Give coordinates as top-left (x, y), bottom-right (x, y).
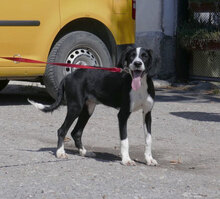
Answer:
top-left (0, 0), bottom-right (135, 78)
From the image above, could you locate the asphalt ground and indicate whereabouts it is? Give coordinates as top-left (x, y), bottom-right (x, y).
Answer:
top-left (0, 81), bottom-right (220, 199)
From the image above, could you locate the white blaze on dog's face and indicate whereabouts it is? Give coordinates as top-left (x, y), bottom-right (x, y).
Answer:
top-left (124, 47), bottom-right (152, 91)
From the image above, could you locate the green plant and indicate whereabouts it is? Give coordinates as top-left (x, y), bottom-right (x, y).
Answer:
top-left (178, 20), bottom-right (220, 49)
top-left (189, 0), bottom-right (220, 3)
top-left (188, 0), bottom-right (220, 12)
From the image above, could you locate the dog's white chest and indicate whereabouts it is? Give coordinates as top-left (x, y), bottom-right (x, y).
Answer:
top-left (129, 76), bottom-right (154, 113)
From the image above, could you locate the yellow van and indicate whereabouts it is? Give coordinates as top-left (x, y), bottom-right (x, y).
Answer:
top-left (0, 0), bottom-right (136, 98)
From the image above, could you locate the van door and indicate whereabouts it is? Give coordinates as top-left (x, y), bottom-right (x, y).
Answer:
top-left (0, 0), bottom-right (60, 70)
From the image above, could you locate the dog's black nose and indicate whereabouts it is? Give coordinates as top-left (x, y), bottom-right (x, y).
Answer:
top-left (134, 61), bottom-right (142, 68)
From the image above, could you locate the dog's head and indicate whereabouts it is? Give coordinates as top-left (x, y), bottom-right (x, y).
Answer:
top-left (118, 47), bottom-right (153, 90)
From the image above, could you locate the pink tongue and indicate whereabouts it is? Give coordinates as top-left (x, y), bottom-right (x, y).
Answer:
top-left (132, 77), bottom-right (141, 91)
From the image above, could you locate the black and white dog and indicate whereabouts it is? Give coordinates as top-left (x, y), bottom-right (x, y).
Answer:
top-left (28, 47), bottom-right (158, 166)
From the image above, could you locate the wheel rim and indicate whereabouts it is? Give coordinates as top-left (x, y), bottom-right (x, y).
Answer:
top-left (64, 47), bottom-right (102, 75)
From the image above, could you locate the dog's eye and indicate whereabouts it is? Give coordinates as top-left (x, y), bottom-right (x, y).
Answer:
top-left (141, 53), bottom-right (149, 62)
top-left (141, 53), bottom-right (148, 59)
top-left (130, 53), bottom-right (136, 60)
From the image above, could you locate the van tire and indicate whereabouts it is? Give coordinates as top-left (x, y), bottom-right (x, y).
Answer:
top-left (44, 31), bottom-right (113, 99)
top-left (0, 80), bottom-right (9, 91)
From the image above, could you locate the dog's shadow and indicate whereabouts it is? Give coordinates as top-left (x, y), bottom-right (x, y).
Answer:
top-left (0, 84), bottom-right (54, 106)
top-left (38, 147), bottom-right (121, 163)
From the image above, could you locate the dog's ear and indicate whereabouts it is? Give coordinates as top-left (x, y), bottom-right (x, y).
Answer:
top-left (117, 46), bottom-right (133, 68)
top-left (147, 49), bottom-right (153, 67)
top-left (145, 49), bottom-right (155, 77)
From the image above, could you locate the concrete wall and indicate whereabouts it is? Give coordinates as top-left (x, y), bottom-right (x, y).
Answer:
top-left (136, 0), bottom-right (178, 80)
top-left (136, 0), bottom-right (162, 32)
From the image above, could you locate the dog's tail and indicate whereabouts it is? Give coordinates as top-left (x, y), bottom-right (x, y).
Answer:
top-left (28, 79), bottom-right (65, 113)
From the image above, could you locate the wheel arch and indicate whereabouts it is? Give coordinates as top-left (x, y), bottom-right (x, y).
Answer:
top-left (50, 18), bottom-right (117, 66)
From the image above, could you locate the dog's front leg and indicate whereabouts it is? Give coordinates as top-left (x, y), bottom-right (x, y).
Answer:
top-left (118, 110), bottom-right (136, 166)
top-left (143, 111), bottom-right (158, 166)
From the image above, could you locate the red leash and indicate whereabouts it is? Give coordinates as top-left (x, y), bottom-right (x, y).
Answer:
top-left (0, 57), bottom-right (122, 73)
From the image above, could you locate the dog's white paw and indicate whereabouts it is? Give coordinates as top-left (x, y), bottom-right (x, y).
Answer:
top-left (56, 151), bottom-right (68, 159)
top-left (145, 155), bottom-right (158, 166)
top-left (56, 144), bottom-right (68, 159)
top-left (79, 147), bottom-right (87, 156)
top-left (121, 159), bottom-right (136, 166)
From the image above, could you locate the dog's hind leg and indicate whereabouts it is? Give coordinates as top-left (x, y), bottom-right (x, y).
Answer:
top-left (71, 102), bottom-right (96, 156)
top-left (56, 107), bottom-right (80, 159)
top-left (143, 111), bottom-right (158, 166)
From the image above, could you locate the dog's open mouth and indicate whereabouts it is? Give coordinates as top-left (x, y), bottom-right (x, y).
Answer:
top-left (131, 70), bottom-right (144, 91)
